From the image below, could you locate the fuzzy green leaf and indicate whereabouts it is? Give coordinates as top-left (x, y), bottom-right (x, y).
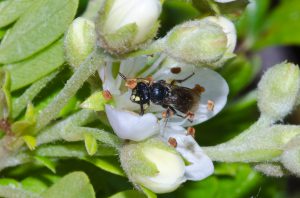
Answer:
top-left (5, 39), bottom-right (64, 91)
top-left (0, 69), bottom-right (11, 119)
top-left (34, 156), bottom-right (56, 173)
top-left (0, 0), bottom-right (35, 28)
top-left (41, 172), bottom-right (95, 198)
top-left (84, 157), bottom-right (125, 176)
top-left (12, 70), bottom-right (59, 118)
top-left (0, 0), bottom-right (78, 64)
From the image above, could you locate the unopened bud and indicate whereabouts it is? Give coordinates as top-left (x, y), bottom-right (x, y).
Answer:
top-left (64, 17), bottom-right (96, 69)
top-left (258, 62), bottom-right (300, 120)
top-left (164, 17), bottom-right (236, 68)
top-left (96, 0), bottom-right (162, 55)
top-left (120, 138), bottom-right (186, 193)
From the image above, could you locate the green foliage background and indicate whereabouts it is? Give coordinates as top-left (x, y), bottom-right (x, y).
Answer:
top-left (0, 0), bottom-right (300, 197)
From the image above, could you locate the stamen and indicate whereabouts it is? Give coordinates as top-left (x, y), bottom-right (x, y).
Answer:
top-left (102, 90), bottom-right (112, 100)
top-left (207, 100), bottom-right (215, 111)
top-left (125, 79), bottom-right (137, 89)
top-left (186, 111), bottom-right (195, 122)
top-left (187, 127), bottom-right (196, 138)
top-left (168, 137), bottom-right (177, 148)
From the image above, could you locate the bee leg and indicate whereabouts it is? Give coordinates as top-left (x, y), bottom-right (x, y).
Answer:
top-left (171, 72), bottom-right (195, 85)
top-left (139, 103), bottom-right (145, 116)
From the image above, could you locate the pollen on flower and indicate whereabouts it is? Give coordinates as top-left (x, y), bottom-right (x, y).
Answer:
top-left (192, 84), bottom-right (205, 95)
top-left (207, 100), bottom-right (215, 111)
top-left (171, 67), bottom-right (181, 74)
top-left (125, 79), bottom-right (137, 89)
top-left (102, 90), bottom-right (113, 100)
top-left (187, 127), bottom-right (196, 138)
top-left (168, 137), bottom-right (177, 148)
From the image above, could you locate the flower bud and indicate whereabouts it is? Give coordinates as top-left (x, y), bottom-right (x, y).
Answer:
top-left (120, 138), bottom-right (186, 193)
top-left (258, 62), bottom-right (300, 121)
top-left (96, 0), bottom-right (162, 55)
top-left (64, 17), bottom-right (96, 69)
top-left (164, 17), bottom-right (236, 68)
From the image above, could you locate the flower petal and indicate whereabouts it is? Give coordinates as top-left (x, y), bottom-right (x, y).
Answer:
top-left (153, 63), bottom-right (229, 126)
top-left (105, 105), bottom-right (159, 141)
top-left (162, 126), bottom-right (214, 180)
top-left (173, 134), bottom-right (214, 180)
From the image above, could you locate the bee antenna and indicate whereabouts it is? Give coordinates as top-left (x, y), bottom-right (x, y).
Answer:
top-left (118, 72), bottom-right (127, 81)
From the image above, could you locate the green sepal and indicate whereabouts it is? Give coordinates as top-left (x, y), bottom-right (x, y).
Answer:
top-left (101, 23), bottom-right (138, 55)
top-left (81, 91), bottom-right (114, 111)
top-left (11, 103), bottom-right (36, 135)
top-left (0, 69), bottom-right (11, 119)
top-left (120, 138), bottom-right (179, 178)
top-left (84, 133), bottom-right (98, 156)
top-left (23, 135), bottom-right (37, 150)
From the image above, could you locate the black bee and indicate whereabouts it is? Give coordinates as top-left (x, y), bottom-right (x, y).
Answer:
top-left (119, 72), bottom-right (205, 120)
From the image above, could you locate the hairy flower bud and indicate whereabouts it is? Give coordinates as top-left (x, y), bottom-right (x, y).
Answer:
top-left (164, 16), bottom-right (236, 68)
top-left (120, 138), bottom-right (186, 193)
top-left (64, 17), bottom-right (96, 69)
top-left (96, 0), bottom-right (162, 55)
top-left (258, 62), bottom-right (300, 121)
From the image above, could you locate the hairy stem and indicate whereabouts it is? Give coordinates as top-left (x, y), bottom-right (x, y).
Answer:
top-left (35, 49), bottom-right (104, 131)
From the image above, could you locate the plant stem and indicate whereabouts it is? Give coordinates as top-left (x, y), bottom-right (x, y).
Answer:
top-left (35, 49), bottom-right (104, 131)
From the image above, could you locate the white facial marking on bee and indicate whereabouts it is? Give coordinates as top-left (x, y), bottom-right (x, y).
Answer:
top-left (135, 96), bottom-right (140, 102)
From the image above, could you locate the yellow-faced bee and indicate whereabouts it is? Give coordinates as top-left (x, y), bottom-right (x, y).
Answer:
top-left (118, 72), bottom-right (205, 121)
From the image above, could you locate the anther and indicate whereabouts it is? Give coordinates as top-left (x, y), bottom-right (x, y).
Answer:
top-left (207, 100), bottom-right (215, 111)
top-left (168, 137), bottom-right (177, 148)
top-left (187, 127), bottom-right (196, 138)
top-left (102, 90), bottom-right (112, 100)
top-left (125, 79), bottom-right (137, 89)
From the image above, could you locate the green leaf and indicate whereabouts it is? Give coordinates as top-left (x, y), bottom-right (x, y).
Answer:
top-left (35, 143), bottom-right (117, 158)
top-left (0, 178), bottom-right (21, 188)
top-left (21, 177), bottom-right (48, 194)
top-left (41, 172), bottom-right (95, 198)
top-left (84, 133), bottom-right (98, 156)
top-left (219, 56), bottom-right (260, 98)
top-left (5, 39), bottom-right (64, 91)
top-left (140, 187), bottom-right (157, 198)
top-left (0, 0), bottom-right (35, 28)
top-left (12, 70), bottom-right (59, 118)
top-left (0, 69), bottom-right (11, 119)
top-left (84, 157), bottom-right (125, 177)
top-left (34, 156), bottom-right (56, 173)
top-left (0, 0), bottom-right (79, 64)
top-left (254, 0), bottom-right (300, 48)
top-left (81, 91), bottom-right (113, 111)
top-left (109, 190), bottom-right (146, 198)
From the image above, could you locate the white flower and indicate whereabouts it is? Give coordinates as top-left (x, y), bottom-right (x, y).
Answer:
top-left (100, 55), bottom-right (220, 192)
top-left (96, 0), bottom-right (162, 54)
top-left (103, 0), bottom-right (162, 44)
top-left (162, 125), bottom-right (214, 181)
top-left (101, 55), bottom-right (229, 140)
top-left (133, 144), bottom-right (186, 193)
